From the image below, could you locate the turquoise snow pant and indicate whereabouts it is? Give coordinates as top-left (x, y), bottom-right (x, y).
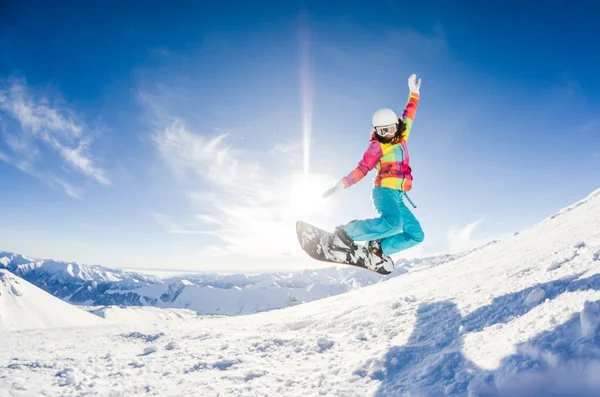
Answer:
top-left (343, 187), bottom-right (424, 255)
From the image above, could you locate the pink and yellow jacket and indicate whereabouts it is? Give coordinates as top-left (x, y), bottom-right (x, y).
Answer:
top-left (342, 92), bottom-right (419, 192)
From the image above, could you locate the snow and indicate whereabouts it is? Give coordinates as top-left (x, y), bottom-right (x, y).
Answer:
top-left (524, 287), bottom-right (546, 305)
top-left (165, 341), bottom-right (179, 350)
top-left (1, 187), bottom-right (600, 395)
top-left (56, 368), bottom-right (80, 387)
top-left (543, 187), bottom-right (600, 222)
top-left (0, 270), bottom-right (105, 331)
top-left (0, 249), bottom-right (456, 315)
top-left (87, 305), bottom-right (199, 325)
top-left (0, 255), bottom-right (148, 283)
top-left (316, 336), bottom-right (335, 352)
top-left (111, 267), bottom-right (412, 315)
top-left (580, 301), bottom-right (600, 338)
top-left (142, 346), bottom-right (157, 356)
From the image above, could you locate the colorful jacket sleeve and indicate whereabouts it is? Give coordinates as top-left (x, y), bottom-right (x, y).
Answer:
top-left (341, 140), bottom-right (383, 188)
top-left (402, 92), bottom-right (420, 141)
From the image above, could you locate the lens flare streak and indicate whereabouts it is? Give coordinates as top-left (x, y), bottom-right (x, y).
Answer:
top-left (299, 14), bottom-right (312, 176)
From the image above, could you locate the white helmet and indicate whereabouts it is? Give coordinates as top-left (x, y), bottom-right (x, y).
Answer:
top-left (372, 108), bottom-right (399, 139)
top-left (372, 108), bottom-right (398, 127)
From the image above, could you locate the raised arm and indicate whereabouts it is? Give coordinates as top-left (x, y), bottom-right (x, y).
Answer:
top-left (403, 74), bottom-right (421, 141)
top-left (342, 140), bottom-right (383, 188)
top-left (323, 140), bottom-right (383, 198)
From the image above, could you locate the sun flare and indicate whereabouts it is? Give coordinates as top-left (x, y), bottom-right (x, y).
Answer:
top-left (288, 176), bottom-right (325, 219)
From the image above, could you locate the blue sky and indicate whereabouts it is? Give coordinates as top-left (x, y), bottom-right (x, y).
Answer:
top-left (1, 1), bottom-right (599, 272)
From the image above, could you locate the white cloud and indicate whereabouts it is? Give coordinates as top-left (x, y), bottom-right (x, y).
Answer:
top-left (53, 178), bottom-right (84, 199)
top-left (194, 214), bottom-right (224, 225)
top-left (152, 212), bottom-right (220, 236)
top-left (268, 142), bottom-right (302, 155)
top-left (1, 82), bottom-right (83, 138)
top-left (44, 135), bottom-right (110, 185)
top-left (151, 121), bottom-right (334, 260)
top-left (446, 219), bottom-right (485, 254)
top-left (0, 77), bottom-right (110, 196)
top-left (153, 122), bottom-right (241, 187)
top-left (169, 229), bottom-right (218, 235)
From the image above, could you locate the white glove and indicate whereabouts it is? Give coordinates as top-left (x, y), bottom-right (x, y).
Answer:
top-left (322, 181), bottom-right (345, 199)
top-left (408, 74), bottom-right (421, 94)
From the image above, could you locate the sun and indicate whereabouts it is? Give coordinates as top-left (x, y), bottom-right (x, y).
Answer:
top-left (287, 175), bottom-right (326, 220)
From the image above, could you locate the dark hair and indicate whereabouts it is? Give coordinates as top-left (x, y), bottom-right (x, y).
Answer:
top-left (397, 118), bottom-right (407, 140)
top-left (373, 118), bottom-right (407, 144)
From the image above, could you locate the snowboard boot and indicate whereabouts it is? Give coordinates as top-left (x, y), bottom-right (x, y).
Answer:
top-left (366, 240), bottom-right (394, 273)
top-left (331, 226), bottom-right (355, 252)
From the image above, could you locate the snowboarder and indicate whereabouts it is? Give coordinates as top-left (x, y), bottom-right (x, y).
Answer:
top-left (322, 73), bottom-right (425, 267)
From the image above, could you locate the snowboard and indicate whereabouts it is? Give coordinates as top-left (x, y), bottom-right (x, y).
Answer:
top-left (296, 221), bottom-right (394, 275)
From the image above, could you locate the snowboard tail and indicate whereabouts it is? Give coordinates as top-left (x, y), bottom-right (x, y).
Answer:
top-left (296, 221), bottom-right (393, 275)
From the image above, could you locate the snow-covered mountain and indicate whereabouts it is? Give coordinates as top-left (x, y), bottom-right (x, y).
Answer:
top-left (2, 188), bottom-right (600, 396)
top-left (0, 253), bottom-right (162, 305)
top-left (0, 249), bottom-right (458, 315)
top-left (0, 270), bottom-right (105, 331)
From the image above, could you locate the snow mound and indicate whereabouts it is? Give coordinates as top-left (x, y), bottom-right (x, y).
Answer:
top-left (0, 270), bottom-right (104, 331)
top-left (88, 305), bottom-right (199, 324)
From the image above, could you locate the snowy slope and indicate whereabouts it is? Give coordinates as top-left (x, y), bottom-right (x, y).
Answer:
top-left (1, 188), bottom-right (600, 396)
top-left (0, 270), bottom-right (105, 331)
top-left (0, 249), bottom-right (458, 315)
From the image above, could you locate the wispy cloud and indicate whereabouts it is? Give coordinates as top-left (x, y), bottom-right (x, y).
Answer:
top-left (53, 178), bottom-right (84, 199)
top-left (445, 219), bottom-right (512, 256)
top-left (152, 212), bottom-right (219, 235)
top-left (0, 77), bottom-right (110, 197)
top-left (446, 219), bottom-right (485, 254)
top-left (152, 122), bottom-right (246, 189)
top-left (194, 214), bottom-right (224, 226)
top-left (268, 142), bottom-right (302, 155)
top-left (46, 136), bottom-right (110, 185)
top-left (151, 120), bottom-right (333, 260)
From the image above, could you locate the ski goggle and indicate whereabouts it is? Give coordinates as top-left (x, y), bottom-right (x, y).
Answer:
top-left (374, 123), bottom-right (397, 138)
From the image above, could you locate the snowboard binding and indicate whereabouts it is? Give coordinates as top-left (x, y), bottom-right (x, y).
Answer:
top-left (331, 226), bottom-right (356, 252)
top-left (366, 240), bottom-right (395, 273)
